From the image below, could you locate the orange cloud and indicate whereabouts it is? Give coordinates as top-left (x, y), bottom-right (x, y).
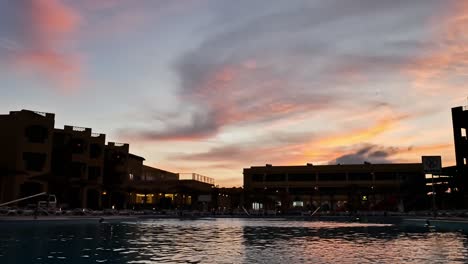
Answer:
top-left (318, 117), bottom-right (404, 147)
top-left (288, 116), bottom-right (406, 165)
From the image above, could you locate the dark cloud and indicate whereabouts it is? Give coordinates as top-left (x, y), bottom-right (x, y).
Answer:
top-left (120, 110), bottom-right (220, 141)
top-left (329, 144), bottom-right (400, 164)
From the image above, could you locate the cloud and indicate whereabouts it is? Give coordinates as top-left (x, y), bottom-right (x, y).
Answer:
top-left (0, 0), bottom-right (81, 91)
top-left (119, 0), bottom-right (452, 142)
top-left (169, 131), bottom-right (314, 165)
top-left (329, 144), bottom-right (399, 164)
top-left (406, 0), bottom-right (468, 94)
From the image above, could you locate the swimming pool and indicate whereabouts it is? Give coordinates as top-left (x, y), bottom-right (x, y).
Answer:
top-left (0, 218), bottom-right (467, 263)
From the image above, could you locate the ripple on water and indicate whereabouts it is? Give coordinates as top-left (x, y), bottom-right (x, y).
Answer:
top-left (0, 219), bottom-right (468, 263)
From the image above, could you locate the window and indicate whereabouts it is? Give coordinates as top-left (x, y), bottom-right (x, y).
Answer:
top-left (25, 125), bottom-right (48, 143)
top-left (318, 173), bottom-right (346, 181)
top-left (348, 173), bottom-right (373, 181)
top-left (71, 162), bottom-right (86, 178)
top-left (252, 202), bottom-right (263, 210)
top-left (374, 172), bottom-right (396, 181)
top-left (23, 152), bottom-right (46, 171)
top-left (89, 144), bottom-right (102, 159)
top-left (71, 138), bottom-right (86, 154)
top-left (293, 201), bottom-right (304, 207)
top-left (462, 128), bottom-right (467, 137)
top-left (129, 173), bottom-right (134, 180)
top-left (265, 174), bottom-right (285, 182)
top-left (288, 174), bottom-right (314, 181)
top-left (252, 174), bottom-right (263, 182)
top-left (112, 152), bottom-right (126, 164)
top-left (88, 166), bottom-right (101, 180)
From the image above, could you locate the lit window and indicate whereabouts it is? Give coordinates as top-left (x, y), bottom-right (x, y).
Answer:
top-left (293, 201), bottom-right (303, 207)
top-left (252, 202), bottom-right (263, 210)
top-left (129, 173), bottom-right (134, 180)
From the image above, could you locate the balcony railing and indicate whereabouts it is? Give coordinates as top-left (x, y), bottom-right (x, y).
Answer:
top-left (33, 111), bottom-right (48, 117)
top-left (72, 126), bottom-right (87, 132)
top-left (179, 173), bottom-right (215, 185)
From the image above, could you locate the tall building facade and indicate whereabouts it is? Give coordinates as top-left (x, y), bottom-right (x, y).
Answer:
top-left (51, 125), bottom-right (106, 209)
top-left (0, 110), bottom-right (55, 203)
top-left (452, 106), bottom-right (468, 191)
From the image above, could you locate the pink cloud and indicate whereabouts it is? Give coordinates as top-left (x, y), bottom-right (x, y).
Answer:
top-left (4, 0), bottom-right (81, 92)
top-left (407, 1), bottom-right (468, 94)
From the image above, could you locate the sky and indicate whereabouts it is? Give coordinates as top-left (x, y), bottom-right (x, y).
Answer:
top-left (0, 0), bottom-right (467, 187)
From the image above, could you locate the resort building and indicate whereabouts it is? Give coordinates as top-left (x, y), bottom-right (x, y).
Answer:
top-left (123, 172), bottom-right (215, 210)
top-left (0, 109), bottom-right (217, 210)
top-left (243, 163), bottom-right (427, 212)
top-left (0, 110), bottom-right (55, 204)
top-left (50, 125), bottom-right (106, 209)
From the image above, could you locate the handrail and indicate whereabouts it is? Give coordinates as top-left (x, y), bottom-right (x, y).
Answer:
top-left (242, 206), bottom-right (250, 216)
top-left (310, 206), bottom-right (321, 216)
top-left (0, 192), bottom-right (47, 207)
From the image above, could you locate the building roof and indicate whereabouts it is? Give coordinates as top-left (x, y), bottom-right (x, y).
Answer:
top-left (244, 163), bottom-right (424, 173)
top-left (129, 153), bottom-right (145, 161)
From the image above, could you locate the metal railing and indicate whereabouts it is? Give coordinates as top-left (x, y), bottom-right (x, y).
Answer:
top-left (91, 133), bottom-right (103, 137)
top-left (0, 192), bottom-right (47, 207)
top-left (179, 173), bottom-right (215, 185)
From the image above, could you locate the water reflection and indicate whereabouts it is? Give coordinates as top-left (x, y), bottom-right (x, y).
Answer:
top-left (0, 219), bottom-right (467, 263)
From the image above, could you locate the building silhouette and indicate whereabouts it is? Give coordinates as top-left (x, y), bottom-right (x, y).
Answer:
top-left (0, 109), bottom-right (215, 210)
top-left (452, 106), bottom-right (468, 192)
top-left (0, 110), bottom-right (54, 203)
top-left (243, 163), bottom-right (426, 212)
top-left (51, 125), bottom-right (106, 209)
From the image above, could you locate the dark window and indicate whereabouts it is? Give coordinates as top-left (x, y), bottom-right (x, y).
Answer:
top-left (318, 173), bottom-right (346, 181)
top-left (23, 152), bottom-right (46, 171)
top-left (397, 172), bottom-right (423, 182)
top-left (288, 174), bottom-right (315, 181)
top-left (71, 162), bottom-right (86, 178)
top-left (71, 138), bottom-right (87, 154)
top-left (265, 174), bottom-right (286, 182)
top-left (89, 144), bottom-right (102, 159)
top-left (319, 187), bottom-right (341, 195)
top-left (111, 152), bottom-right (126, 164)
top-left (251, 174), bottom-right (263, 182)
top-left (348, 173), bottom-right (373, 181)
top-left (88, 166), bottom-right (101, 180)
top-left (289, 187), bottom-right (315, 194)
top-left (374, 172), bottom-right (396, 181)
top-left (25, 125), bottom-right (48, 143)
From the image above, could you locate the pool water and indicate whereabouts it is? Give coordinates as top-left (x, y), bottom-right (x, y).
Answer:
top-left (0, 218), bottom-right (467, 263)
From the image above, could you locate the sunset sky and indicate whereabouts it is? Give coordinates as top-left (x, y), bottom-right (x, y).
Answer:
top-left (0, 0), bottom-right (467, 187)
